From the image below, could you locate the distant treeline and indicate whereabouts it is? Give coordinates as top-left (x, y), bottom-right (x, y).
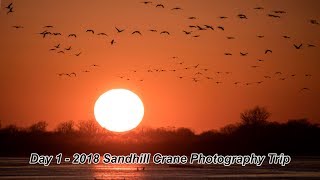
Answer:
top-left (0, 106), bottom-right (319, 156)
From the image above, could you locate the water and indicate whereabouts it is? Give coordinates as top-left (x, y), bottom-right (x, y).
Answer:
top-left (0, 157), bottom-right (320, 179)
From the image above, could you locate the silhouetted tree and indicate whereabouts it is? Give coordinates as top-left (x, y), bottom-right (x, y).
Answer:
top-left (55, 120), bottom-right (75, 133)
top-left (240, 106), bottom-right (270, 125)
top-left (29, 121), bottom-right (48, 132)
top-left (77, 119), bottom-right (103, 134)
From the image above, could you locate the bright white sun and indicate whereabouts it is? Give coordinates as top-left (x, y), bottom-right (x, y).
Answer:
top-left (94, 89), bottom-right (144, 132)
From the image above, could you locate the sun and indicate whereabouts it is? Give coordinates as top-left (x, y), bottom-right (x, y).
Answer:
top-left (94, 89), bottom-right (144, 132)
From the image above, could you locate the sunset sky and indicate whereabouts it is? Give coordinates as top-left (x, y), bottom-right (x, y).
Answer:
top-left (0, 0), bottom-right (319, 132)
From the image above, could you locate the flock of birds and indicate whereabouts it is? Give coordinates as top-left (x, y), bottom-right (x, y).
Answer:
top-left (3, 1), bottom-right (319, 93)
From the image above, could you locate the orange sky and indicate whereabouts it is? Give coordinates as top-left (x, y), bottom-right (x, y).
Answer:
top-left (0, 0), bottom-right (319, 132)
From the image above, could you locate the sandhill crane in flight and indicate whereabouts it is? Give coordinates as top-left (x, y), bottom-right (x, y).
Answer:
top-left (204, 25), bottom-right (214, 30)
top-left (65, 46), bottom-right (72, 51)
top-left (86, 29), bottom-right (94, 34)
top-left (217, 26), bottom-right (224, 31)
top-left (226, 37), bottom-right (235, 39)
top-left (307, 44), bottom-right (316, 47)
top-left (43, 25), bottom-right (54, 28)
top-left (160, 31), bottom-right (170, 35)
top-left (75, 52), bottom-right (82, 56)
top-left (54, 44), bottom-right (60, 48)
top-left (183, 30), bottom-right (192, 35)
top-left (53, 33), bottom-right (62, 36)
top-left (265, 49), bottom-right (272, 54)
top-left (97, 33), bottom-right (107, 36)
top-left (257, 35), bottom-right (264, 38)
top-left (68, 34), bottom-right (77, 38)
top-left (197, 26), bottom-right (206, 30)
top-left (12, 26), bottom-right (23, 29)
top-left (149, 29), bottom-right (157, 32)
top-left (141, 1), bottom-right (152, 4)
top-left (115, 27), bottom-right (125, 33)
top-left (111, 39), bottom-right (115, 45)
top-left (224, 53), bottom-right (232, 56)
top-left (219, 16), bottom-right (228, 19)
top-left (132, 31), bottom-right (142, 35)
top-left (193, 35), bottom-right (200, 37)
top-left (7, 7), bottom-right (14, 14)
top-left (268, 14), bottom-right (281, 18)
top-left (171, 7), bottom-right (182, 10)
top-left (156, 4), bottom-right (164, 8)
top-left (294, 44), bottom-right (303, 49)
top-left (240, 52), bottom-right (248, 56)
top-left (254, 7), bottom-right (264, 10)
top-left (273, 10), bottom-right (286, 14)
top-left (237, 14), bottom-right (247, 19)
top-left (5, 3), bottom-right (13, 10)
top-left (310, 19), bottom-right (319, 25)
top-left (283, 35), bottom-right (290, 39)
top-left (188, 17), bottom-right (197, 19)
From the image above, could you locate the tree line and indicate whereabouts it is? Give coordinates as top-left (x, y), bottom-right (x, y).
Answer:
top-left (0, 106), bottom-right (319, 156)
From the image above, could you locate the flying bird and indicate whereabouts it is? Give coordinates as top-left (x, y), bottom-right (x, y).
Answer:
top-left (226, 36), bottom-right (235, 39)
top-left (283, 35), bottom-right (290, 39)
top-left (5, 3), bottom-right (13, 10)
top-left (132, 31), bottom-right (142, 35)
top-left (257, 35), bottom-right (264, 38)
top-left (12, 26), bottom-right (23, 29)
top-left (204, 25), bottom-right (214, 30)
top-left (307, 44), bottom-right (316, 47)
top-left (68, 34), bottom-right (77, 38)
top-left (149, 29), bottom-right (157, 32)
top-left (111, 39), bottom-right (116, 45)
top-left (237, 14), bottom-right (248, 19)
top-left (160, 31), bottom-right (170, 35)
top-left (115, 27), bottom-right (125, 33)
top-left (97, 33), bottom-right (107, 36)
top-left (54, 44), bottom-right (60, 48)
top-left (156, 4), bottom-right (164, 8)
top-left (65, 46), bottom-right (72, 51)
top-left (183, 30), bottom-right (192, 35)
top-left (197, 26), bottom-right (206, 30)
top-left (254, 7), bottom-right (264, 10)
top-left (188, 17), bottom-right (197, 19)
top-left (217, 26), bottom-right (224, 31)
top-left (310, 19), bottom-right (319, 25)
top-left (240, 52), bottom-right (248, 56)
top-left (265, 49), bottom-right (272, 54)
top-left (141, 1), bottom-right (152, 4)
top-left (293, 44), bottom-right (302, 49)
top-left (53, 33), bottom-right (62, 36)
top-left (7, 8), bottom-right (14, 14)
top-left (273, 10), bottom-right (286, 14)
top-left (224, 53), bottom-right (232, 56)
top-left (75, 52), bottom-right (82, 56)
top-left (300, 88), bottom-right (310, 92)
top-left (171, 7), bottom-right (182, 10)
top-left (43, 25), bottom-right (54, 28)
top-left (268, 14), bottom-right (281, 18)
top-left (219, 16), bottom-right (228, 19)
top-left (86, 29), bottom-right (95, 34)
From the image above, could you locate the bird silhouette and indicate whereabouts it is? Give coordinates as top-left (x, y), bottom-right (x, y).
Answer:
top-left (265, 49), bottom-right (273, 54)
top-left (293, 44), bottom-right (303, 49)
top-left (305, 74), bottom-right (312, 77)
top-left (149, 29), bottom-right (157, 32)
top-left (268, 14), bottom-right (281, 18)
top-left (70, 72), bottom-right (77, 77)
top-left (12, 26), bottom-right (23, 29)
top-left (5, 3), bottom-right (13, 10)
top-left (215, 81), bottom-right (223, 84)
top-left (156, 4), bottom-right (164, 8)
top-left (197, 26), bottom-right (206, 30)
top-left (160, 31), bottom-right (170, 35)
top-left (7, 7), bottom-right (14, 14)
top-left (54, 44), bottom-right (60, 48)
top-left (43, 25), bottom-right (54, 28)
top-left (257, 59), bottom-right (264, 62)
top-left (219, 16), bottom-right (228, 19)
top-left (234, 82), bottom-right (241, 85)
top-left (171, 7), bottom-right (182, 10)
top-left (141, 1), bottom-right (152, 4)
top-left (238, 14), bottom-right (248, 19)
top-left (68, 34), bottom-right (77, 38)
top-left (86, 29), bottom-right (95, 34)
top-left (257, 35), bottom-right (264, 38)
top-left (132, 31), bottom-right (142, 35)
top-left (204, 25), bottom-right (214, 30)
top-left (115, 27), bottom-right (125, 33)
top-left (53, 33), bottom-right (62, 36)
top-left (217, 26), bottom-right (224, 31)
top-left (307, 44), bottom-right (316, 47)
top-left (273, 10), bottom-right (286, 14)
top-left (226, 36), bottom-right (235, 39)
top-left (254, 7), bottom-right (264, 10)
top-left (97, 33), bottom-right (107, 36)
top-left (224, 53), bottom-right (232, 56)
top-left (189, 25), bottom-right (197, 28)
top-left (283, 35), bottom-right (290, 39)
top-left (183, 30), bottom-right (192, 35)
top-left (75, 52), bottom-right (82, 56)
top-left (275, 72), bottom-right (282, 75)
top-left (91, 64), bottom-right (99, 67)
top-left (300, 88), bottom-right (310, 92)
top-left (310, 19), bottom-right (319, 25)
top-left (251, 66), bottom-right (259, 68)
top-left (57, 51), bottom-right (64, 53)
top-left (240, 52), bottom-right (248, 56)
top-left (111, 39), bottom-right (115, 45)
top-left (65, 46), bottom-right (72, 51)
top-left (188, 17), bottom-right (197, 19)
top-left (193, 35), bottom-right (200, 38)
